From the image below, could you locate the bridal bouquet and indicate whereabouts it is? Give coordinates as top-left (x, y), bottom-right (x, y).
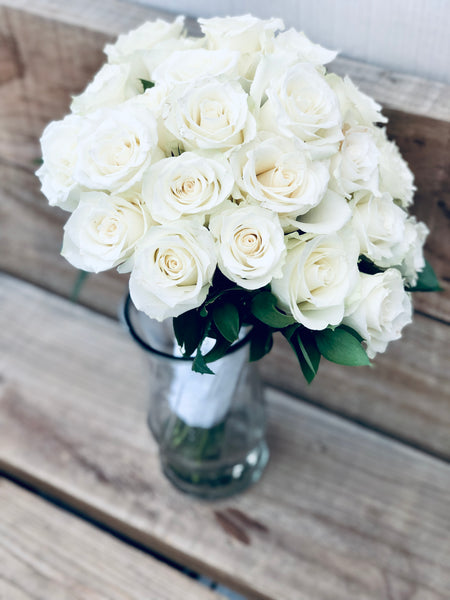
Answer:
top-left (37, 15), bottom-right (440, 382)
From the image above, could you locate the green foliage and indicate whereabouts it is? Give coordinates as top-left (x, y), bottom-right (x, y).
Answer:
top-left (192, 348), bottom-right (214, 375)
top-left (140, 78), bottom-right (155, 91)
top-left (173, 309), bottom-right (205, 357)
top-left (315, 326), bottom-right (370, 367)
top-left (212, 302), bottom-right (240, 343)
top-left (283, 326), bottom-right (320, 384)
top-left (407, 260), bottom-right (442, 292)
top-left (203, 334), bottom-right (232, 364)
top-left (251, 292), bottom-right (296, 328)
top-left (249, 325), bottom-right (273, 362)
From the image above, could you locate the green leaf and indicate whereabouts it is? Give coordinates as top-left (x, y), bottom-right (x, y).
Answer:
top-left (192, 349), bottom-right (214, 375)
top-left (338, 323), bottom-right (364, 343)
top-left (204, 286), bottom-right (243, 307)
top-left (315, 327), bottom-right (370, 367)
top-left (284, 327), bottom-right (320, 384)
top-left (212, 302), bottom-right (240, 343)
top-left (249, 325), bottom-right (273, 362)
top-left (173, 310), bottom-right (205, 357)
top-left (251, 292), bottom-right (296, 328)
top-left (407, 260), bottom-right (443, 292)
top-left (140, 78), bottom-right (155, 91)
top-left (204, 334), bottom-right (232, 364)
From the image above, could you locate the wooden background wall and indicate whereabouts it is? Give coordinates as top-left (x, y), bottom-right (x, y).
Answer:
top-left (0, 0), bottom-right (449, 459)
top-left (131, 0), bottom-right (450, 83)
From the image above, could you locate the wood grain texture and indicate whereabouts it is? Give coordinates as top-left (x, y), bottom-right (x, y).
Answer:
top-left (0, 274), bottom-right (449, 600)
top-left (0, 479), bottom-right (221, 600)
top-left (0, 1), bottom-right (448, 316)
top-left (0, 2), bottom-right (448, 451)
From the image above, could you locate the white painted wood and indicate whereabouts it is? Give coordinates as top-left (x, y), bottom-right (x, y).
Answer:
top-left (129, 0), bottom-right (450, 84)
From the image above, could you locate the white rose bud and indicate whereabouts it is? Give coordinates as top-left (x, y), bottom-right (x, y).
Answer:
top-left (375, 128), bottom-right (416, 207)
top-left (344, 269), bottom-right (412, 358)
top-left (104, 17), bottom-right (185, 63)
top-left (331, 126), bottom-right (380, 197)
top-left (75, 103), bottom-right (163, 194)
top-left (62, 190), bottom-right (150, 273)
top-left (327, 74), bottom-right (387, 127)
top-left (152, 48), bottom-right (240, 88)
top-left (231, 135), bottom-right (329, 217)
top-left (130, 222), bottom-right (216, 321)
top-left (36, 114), bottom-right (82, 212)
top-left (273, 29), bottom-right (337, 66)
top-left (199, 15), bottom-right (284, 53)
top-left (209, 204), bottom-right (286, 290)
top-left (70, 64), bottom-right (139, 115)
top-left (272, 230), bottom-right (359, 330)
top-left (142, 151), bottom-right (234, 223)
top-left (198, 15), bottom-right (284, 77)
top-left (398, 217), bottom-right (429, 286)
top-left (282, 189), bottom-right (352, 235)
top-left (163, 78), bottom-right (256, 152)
top-left (350, 190), bottom-right (408, 266)
top-left (259, 63), bottom-right (342, 159)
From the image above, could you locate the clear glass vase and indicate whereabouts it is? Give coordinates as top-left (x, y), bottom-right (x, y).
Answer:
top-left (123, 296), bottom-right (269, 499)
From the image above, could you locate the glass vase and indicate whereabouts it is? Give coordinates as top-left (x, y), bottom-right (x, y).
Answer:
top-left (123, 296), bottom-right (269, 499)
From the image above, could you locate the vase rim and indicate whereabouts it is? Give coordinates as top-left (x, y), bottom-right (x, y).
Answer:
top-left (123, 294), bottom-right (252, 362)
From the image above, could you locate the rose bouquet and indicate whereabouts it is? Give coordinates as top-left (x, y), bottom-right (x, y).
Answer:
top-left (37, 14), bottom-right (440, 384)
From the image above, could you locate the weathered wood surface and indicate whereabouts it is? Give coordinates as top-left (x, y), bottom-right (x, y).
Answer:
top-left (0, 1), bottom-right (448, 316)
top-left (0, 479), bottom-right (221, 600)
top-left (0, 2), bottom-right (449, 451)
top-left (0, 274), bottom-right (450, 600)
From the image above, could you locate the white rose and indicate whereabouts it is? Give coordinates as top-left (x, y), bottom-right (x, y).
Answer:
top-left (259, 63), bottom-right (342, 159)
top-left (152, 48), bottom-right (240, 87)
top-left (199, 15), bottom-right (284, 53)
top-left (350, 190), bottom-right (408, 266)
top-left (163, 78), bottom-right (256, 152)
top-left (209, 204), bottom-right (286, 290)
top-left (327, 74), bottom-right (387, 127)
top-left (70, 64), bottom-right (139, 115)
top-left (272, 230), bottom-right (359, 330)
top-left (104, 17), bottom-right (185, 63)
top-left (36, 114), bottom-right (82, 212)
top-left (344, 269), bottom-right (412, 358)
top-left (128, 83), bottom-right (181, 155)
top-left (282, 189), bottom-right (352, 235)
top-left (398, 217), bottom-right (429, 286)
top-left (142, 151), bottom-right (234, 223)
top-left (62, 190), bottom-right (150, 273)
top-left (273, 29), bottom-right (337, 65)
top-left (75, 103), bottom-right (163, 193)
top-left (330, 126), bottom-right (380, 197)
top-left (231, 135), bottom-right (329, 217)
top-left (130, 222), bottom-right (216, 321)
top-left (375, 128), bottom-right (416, 207)
top-left (198, 15), bottom-right (284, 77)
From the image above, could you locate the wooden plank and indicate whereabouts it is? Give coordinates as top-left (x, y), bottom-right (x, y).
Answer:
top-left (262, 320), bottom-right (450, 458)
top-left (0, 274), bottom-right (449, 600)
top-left (0, 0), bottom-right (448, 320)
top-left (0, 478), bottom-right (221, 600)
top-left (0, 0), bottom-right (448, 450)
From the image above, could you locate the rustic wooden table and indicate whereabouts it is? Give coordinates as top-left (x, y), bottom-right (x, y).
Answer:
top-left (1, 1), bottom-right (449, 598)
